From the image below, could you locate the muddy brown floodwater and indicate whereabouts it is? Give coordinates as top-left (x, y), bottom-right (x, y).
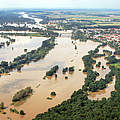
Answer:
top-left (0, 31), bottom-right (100, 120)
top-left (0, 30), bottom-right (118, 120)
top-left (88, 45), bottom-right (116, 100)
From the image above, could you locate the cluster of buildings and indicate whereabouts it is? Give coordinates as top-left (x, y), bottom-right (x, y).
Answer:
top-left (86, 28), bottom-right (120, 47)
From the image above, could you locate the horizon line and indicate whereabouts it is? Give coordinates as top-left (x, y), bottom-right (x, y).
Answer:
top-left (0, 8), bottom-right (120, 10)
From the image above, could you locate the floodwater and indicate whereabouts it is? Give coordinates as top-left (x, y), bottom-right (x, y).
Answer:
top-left (88, 45), bottom-right (116, 100)
top-left (0, 12), bottom-right (44, 30)
top-left (88, 77), bottom-right (116, 100)
top-left (0, 36), bottom-right (46, 62)
top-left (0, 12), bottom-right (118, 119)
top-left (0, 13), bottom-right (46, 63)
top-left (0, 31), bottom-right (100, 120)
top-left (20, 12), bottom-right (44, 29)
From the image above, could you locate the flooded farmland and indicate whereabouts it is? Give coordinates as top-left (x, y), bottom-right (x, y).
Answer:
top-left (0, 31), bottom-right (101, 120)
top-left (0, 13), bottom-right (119, 120)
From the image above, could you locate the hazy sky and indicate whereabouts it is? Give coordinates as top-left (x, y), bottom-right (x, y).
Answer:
top-left (1, 0), bottom-right (120, 9)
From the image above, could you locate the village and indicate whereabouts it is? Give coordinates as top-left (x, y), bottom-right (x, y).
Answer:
top-left (85, 28), bottom-right (120, 46)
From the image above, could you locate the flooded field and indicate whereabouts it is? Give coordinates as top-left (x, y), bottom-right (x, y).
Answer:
top-left (0, 13), bottom-right (118, 120)
top-left (0, 36), bottom-right (46, 62)
top-left (0, 31), bottom-right (101, 120)
top-left (88, 77), bottom-right (116, 100)
top-left (88, 45), bottom-right (116, 100)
